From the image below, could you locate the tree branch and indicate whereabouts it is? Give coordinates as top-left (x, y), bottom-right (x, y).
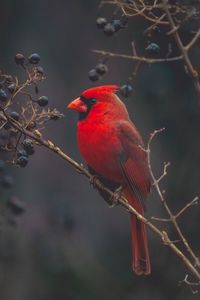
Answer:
top-left (92, 49), bottom-right (183, 64)
top-left (1, 107), bottom-right (200, 283)
top-left (147, 128), bottom-right (200, 269)
top-left (161, 0), bottom-right (200, 100)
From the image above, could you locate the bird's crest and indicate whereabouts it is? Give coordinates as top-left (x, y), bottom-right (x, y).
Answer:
top-left (82, 85), bottom-right (118, 99)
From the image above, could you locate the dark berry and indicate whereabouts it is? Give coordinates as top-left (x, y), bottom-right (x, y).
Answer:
top-left (96, 17), bottom-right (107, 29)
top-left (23, 139), bottom-right (35, 155)
top-left (15, 53), bottom-right (25, 65)
top-left (0, 160), bottom-right (5, 171)
top-left (145, 43), bottom-right (160, 53)
top-left (10, 111), bottom-right (19, 121)
top-left (7, 196), bottom-right (26, 215)
top-left (126, 0), bottom-right (134, 4)
top-left (17, 155), bottom-right (29, 167)
top-left (17, 149), bottom-right (28, 158)
top-left (1, 175), bottom-right (14, 188)
top-left (7, 83), bottom-right (16, 94)
top-left (111, 20), bottom-right (122, 32)
top-left (28, 53), bottom-right (41, 64)
top-left (103, 23), bottom-right (116, 36)
top-left (95, 63), bottom-right (108, 75)
top-left (119, 84), bottom-right (133, 98)
top-left (88, 69), bottom-right (99, 81)
top-left (0, 89), bottom-right (8, 102)
top-left (37, 96), bottom-right (49, 107)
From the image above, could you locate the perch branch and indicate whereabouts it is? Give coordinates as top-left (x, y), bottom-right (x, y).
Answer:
top-left (1, 107), bottom-right (200, 283)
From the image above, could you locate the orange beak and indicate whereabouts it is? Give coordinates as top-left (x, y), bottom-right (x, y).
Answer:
top-left (67, 97), bottom-right (87, 112)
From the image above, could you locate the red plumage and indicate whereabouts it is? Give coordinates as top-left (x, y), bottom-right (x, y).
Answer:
top-left (82, 85), bottom-right (118, 99)
top-left (68, 85), bottom-right (151, 275)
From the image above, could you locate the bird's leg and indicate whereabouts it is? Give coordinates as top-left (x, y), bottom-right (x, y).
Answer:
top-left (108, 185), bottom-right (124, 208)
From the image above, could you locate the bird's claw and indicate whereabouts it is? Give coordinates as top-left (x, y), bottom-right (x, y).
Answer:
top-left (108, 185), bottom-right (123, 208)
top-left (89, 175), bottom-right (99, 188)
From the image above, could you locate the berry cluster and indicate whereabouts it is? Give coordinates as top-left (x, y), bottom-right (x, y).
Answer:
top-left (88, 62), bottom-right (108, 81)
top-left (0, 53), bottom-right (63, 168)
top-left (93, 3), bottom-right (163, 97)
top-left (16, 139), bottom-right (35, 167)
top-left (15, 52), bottom-right (41, 66)
top-left (96, 15), bottom-right (128, 36)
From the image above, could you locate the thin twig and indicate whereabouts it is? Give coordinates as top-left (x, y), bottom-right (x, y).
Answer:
top-left (185, 30), bottom-right (200, 51)
top-left (179, 274), bottom-right (200, 294)
top-left (92, 49), bottom-right (183, 63)
top-left (154, 161), bottom-right (170, 184)
top-left (151, 216), bottom-right (171, 222)
top-left (175, 196), bottom-right (200, 219)
top-left (147, 128), bottom-right (200, 268)
top-left (152, 196), bottom-right (200, 222)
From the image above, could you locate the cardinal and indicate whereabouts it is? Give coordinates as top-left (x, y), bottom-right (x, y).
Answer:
top-left (67, 85), bottom-right (151, 275)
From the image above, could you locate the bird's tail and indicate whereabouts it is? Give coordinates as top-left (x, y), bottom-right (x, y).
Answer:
top-left (124, 189), bottom-right (151, 275)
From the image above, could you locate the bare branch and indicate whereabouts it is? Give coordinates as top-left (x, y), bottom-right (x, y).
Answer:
top-left (151, 216), bottom-right (171, 222)
top-left (161, 0), bottom-right (200, 100)
top-left (92, 49), bottom-right (183, 64)
top-left (147, 128), bottom-right (200, 269)
top-left (179, 274), bottom-right (200, 294)
top-left (175, 196), bottom-right (200, 219)
top-left (185, 30), bottom-right (200, 51)
top-left (152, 196), bottom-right (200, 223)
top-left (154, 161), bottom-right (170, 184)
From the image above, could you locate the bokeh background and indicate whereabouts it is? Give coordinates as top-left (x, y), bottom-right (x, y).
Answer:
top-left (1, 1), bottom-right (200, 300)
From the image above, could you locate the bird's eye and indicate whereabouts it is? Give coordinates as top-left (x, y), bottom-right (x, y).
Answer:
top-left (90, 98), bottom-right (96, 104)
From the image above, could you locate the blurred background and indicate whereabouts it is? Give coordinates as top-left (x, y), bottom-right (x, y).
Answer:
top-left (1, 1), bottom-right (200, 299)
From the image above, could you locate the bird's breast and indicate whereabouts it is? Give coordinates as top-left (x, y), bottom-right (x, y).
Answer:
top-left (78, 121), bottom-right (123, 182)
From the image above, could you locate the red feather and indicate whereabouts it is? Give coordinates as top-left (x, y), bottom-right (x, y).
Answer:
top-left (82, 85), bottom-right (118, 99)
top-left (124, 188), bottom-right (150, 275)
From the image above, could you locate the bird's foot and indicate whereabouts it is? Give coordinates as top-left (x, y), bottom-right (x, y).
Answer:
top-left (89, 174), bottom-right (99, 188)
top-left (108, 185), bottom-right (123, 208)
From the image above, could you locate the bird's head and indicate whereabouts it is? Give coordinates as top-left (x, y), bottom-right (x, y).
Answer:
top-left (67, 85), bottom-right (119, 120)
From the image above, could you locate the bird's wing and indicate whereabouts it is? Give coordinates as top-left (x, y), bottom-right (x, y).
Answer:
top-left (117, 120), bottom-right (151, 208)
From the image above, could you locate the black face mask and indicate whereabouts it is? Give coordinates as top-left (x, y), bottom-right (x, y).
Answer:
top-left (78, 96), bottom-right (97, 121)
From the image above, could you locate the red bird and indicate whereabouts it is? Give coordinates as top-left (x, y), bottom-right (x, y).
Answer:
top-left (68, 85), bottom-right (151, 275)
